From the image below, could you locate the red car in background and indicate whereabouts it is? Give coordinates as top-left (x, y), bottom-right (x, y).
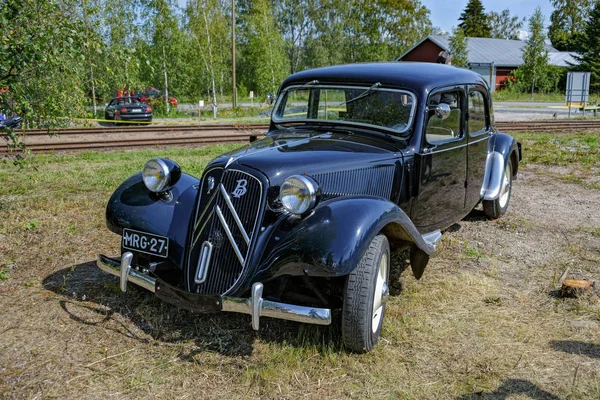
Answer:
top-left (116, 88), bottom-right (178, 108)
top-left (119, 87), bottom-right (178, 108)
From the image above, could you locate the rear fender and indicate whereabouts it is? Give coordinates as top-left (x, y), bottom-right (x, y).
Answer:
top-left (481, 133), bottom-right (520, 200)
top-left (106, 172), bottom-right (199, 269)
top-left (253, 196), bottom-right (435, 282)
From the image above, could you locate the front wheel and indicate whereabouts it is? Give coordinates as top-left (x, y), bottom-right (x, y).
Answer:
top-left (483, 161), bottom-right (513, 219)
top-left (342, 234), bottom-right (390, 353)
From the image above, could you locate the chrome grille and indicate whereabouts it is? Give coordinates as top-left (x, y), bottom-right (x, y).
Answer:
top-left (313, 166), bottom-right (395, 199)
top-left (187, 169), bottom-right (263, 294)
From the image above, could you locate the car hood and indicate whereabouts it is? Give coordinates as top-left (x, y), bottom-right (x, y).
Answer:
top-left (208, 129), bottom-right (406, 186)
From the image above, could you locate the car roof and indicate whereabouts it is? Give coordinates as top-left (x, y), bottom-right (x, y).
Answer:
top-left (279, 62), bottom-right (487, 93)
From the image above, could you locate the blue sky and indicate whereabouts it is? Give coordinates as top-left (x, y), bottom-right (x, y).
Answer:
top-left (420, 0), bottom-right (554, 33)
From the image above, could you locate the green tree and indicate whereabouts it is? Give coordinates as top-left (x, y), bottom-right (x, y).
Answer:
top-left (0, 0), bottom-right (88, 135)
top-left (488, 9), bottom-right (524, 40)
top-left (305, 0), bottom-right (432, 68)
top-left (241, 0), bottom-right (288, 95)
top-left (520, 7), bottom-right (550, 98)
top-left (458, 0), bottom-right (492, 38)
top-left (186, 0), bottom-right (231, 113)
top-left (274, 0), bottom-right (312, 74)
top-left (94, 0), bottom-right (144, 101)
top-left (548, 0), bottom-right (593, 51)
top-left (449, 27), bottom-right (468, 68)
top-left (143, 0), bottom-right (187, 113)
top-left (573, 1), bottom-right (600, 93)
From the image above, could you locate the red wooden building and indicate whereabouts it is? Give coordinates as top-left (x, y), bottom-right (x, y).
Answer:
top-left (397, 36), bottom-right (576, 92)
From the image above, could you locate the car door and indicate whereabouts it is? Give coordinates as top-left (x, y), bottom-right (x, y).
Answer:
top-left (465, 85), bottom-right (492, 209)
top-left (411, 86), bottom-right (467, 231)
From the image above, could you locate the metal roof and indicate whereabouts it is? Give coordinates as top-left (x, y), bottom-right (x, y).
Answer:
top-left (399, 35), bottom-right (577, 68)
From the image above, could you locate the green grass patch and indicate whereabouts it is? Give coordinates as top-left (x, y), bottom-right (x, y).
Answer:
top-left (492, 91), bottom-right (600, 103)
top-left (512, 131), bottom-right (600, 168)
top-left (0, 144), bottom-right (240, 198)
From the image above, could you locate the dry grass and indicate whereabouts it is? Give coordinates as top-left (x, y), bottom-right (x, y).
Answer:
top-left (1, 134), bottom-right (599, 399)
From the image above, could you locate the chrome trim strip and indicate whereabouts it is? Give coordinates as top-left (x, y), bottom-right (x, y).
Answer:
top-left (219, 183), bottom-right (250, 245)
top-left (96, 254), bottom-right (331, 328)
top-left (215, 205), bottom-right (245, 265)
top-left (195, 241), bottom-right (213, 284)
top-left (193, 188), bottom-right (219, 231)
top-left (422, 142), bottom-right (469, 155)
top-left (191, 208), bottom-right (214, 249)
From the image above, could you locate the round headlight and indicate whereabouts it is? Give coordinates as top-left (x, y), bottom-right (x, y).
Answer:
top-left (142, 158), bottom-right (181, 193)
top-left (280, 175), bottom-right (319, 215)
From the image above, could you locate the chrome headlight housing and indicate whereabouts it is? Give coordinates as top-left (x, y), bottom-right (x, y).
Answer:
top-left (142, 158), bottom-right (181, 193)
top-left (279, 175), bottom-right (320, 215)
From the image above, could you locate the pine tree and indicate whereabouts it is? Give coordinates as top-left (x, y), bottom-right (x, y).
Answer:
top-left (458, 0), bottom-right (492, 38)
top-left (449, 27), bottom-right (468, 68)
top-left (574, 1), bottom-right (600, 93)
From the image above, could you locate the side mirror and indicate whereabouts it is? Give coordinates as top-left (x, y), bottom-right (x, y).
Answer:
top-left (430, 103), bottom-right (451, 120)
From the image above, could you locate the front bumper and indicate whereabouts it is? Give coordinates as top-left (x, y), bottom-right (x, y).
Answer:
top-left (97, 253), bottom-right (332, 330)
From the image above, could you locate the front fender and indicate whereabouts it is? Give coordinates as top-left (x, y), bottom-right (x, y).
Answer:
top-left (106, 172), bottom-right (199, 269)
top-left (253, 196), bottom-right (435, 282)
top-left (481, 133), bottom-right (520, 200)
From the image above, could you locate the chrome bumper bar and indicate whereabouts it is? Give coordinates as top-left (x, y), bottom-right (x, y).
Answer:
top-left (97, 252), bottom-right (332, 330)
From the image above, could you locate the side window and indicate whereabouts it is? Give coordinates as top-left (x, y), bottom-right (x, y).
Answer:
top-left (468, 90), bottom-right (487, 135)
top-left (425, 89), bottom-right (463, 144)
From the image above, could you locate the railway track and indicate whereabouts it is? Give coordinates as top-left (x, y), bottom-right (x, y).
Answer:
top-left (1, 120), bottom-right (599, 154)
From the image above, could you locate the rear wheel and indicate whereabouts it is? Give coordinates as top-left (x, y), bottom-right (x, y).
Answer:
top-left (342, 234), bottom-right (390, 353)
top-left (483, 161), bottom-right (512, 219)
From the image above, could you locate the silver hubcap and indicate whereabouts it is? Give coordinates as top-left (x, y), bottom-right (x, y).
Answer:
top-left (499, 164), bottom-right (511, 208)
top-left (372, 253), bottom-right (388, 333)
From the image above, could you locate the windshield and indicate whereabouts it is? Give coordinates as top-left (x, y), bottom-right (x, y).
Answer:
top-left (272, 85), bottom-right (415, 134)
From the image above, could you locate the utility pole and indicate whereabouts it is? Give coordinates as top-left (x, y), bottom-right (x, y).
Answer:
top-left (232, 0), bottom-right (237, 109)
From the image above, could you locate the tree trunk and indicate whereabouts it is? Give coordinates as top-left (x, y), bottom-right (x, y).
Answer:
top-left (82, 3), bottom-right (97, 116)
top-left (201, 4), bottom-right (217, 117)
top-left (162, 45), bottom-right (169, 114)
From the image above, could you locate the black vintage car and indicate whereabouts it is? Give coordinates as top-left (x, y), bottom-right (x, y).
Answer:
top-left (104, 96), bottom-right (152, 123)
top-left (97, 63), bottom-right (521, 352)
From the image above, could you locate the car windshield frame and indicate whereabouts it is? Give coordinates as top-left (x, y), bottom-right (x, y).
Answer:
top-left (271, 84), bottom-right (417, 136)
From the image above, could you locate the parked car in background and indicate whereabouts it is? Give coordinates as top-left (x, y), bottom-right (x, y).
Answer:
top-left (96, 62), bottom-right (521, 352)
top-left (104, 97), bottom-right (152, 124)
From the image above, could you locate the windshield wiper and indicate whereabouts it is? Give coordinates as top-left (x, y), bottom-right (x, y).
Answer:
top-left (296, 80), bottom-right (319, 89)
top-left (341, 82), bottom-right (381, 106)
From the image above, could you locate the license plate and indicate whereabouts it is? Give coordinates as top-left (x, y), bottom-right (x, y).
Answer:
top-left (131, 108), bottom-right (142, 113)
top-left (122, 228), bottom-right (169, 258)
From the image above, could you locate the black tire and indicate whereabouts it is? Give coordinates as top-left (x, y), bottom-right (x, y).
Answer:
top-left (483, 160), bottom-right (513, 219)
top-left (342, 234), bottom-right (390, 353)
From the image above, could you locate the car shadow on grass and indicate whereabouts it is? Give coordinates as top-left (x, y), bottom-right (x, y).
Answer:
top-left (43, 261), bottom-right (343, 359)
top-left (457, 379), bottom-right (561, 400)
top-left (550, 340), bottom-right (600, 359)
